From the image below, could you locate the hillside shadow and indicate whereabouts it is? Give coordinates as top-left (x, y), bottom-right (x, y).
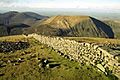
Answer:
top-left (7, 23), bottom-right (30, 29)
top-left (7, 23), bottom-right (30, 35)
top-left (90, 17), bottom-right (114, 38)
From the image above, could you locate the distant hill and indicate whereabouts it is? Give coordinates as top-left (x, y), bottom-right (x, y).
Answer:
top-left (0, 11), bottom-right (48, 36)
top-left (104, 20), bottom-right (120, 39)
top-left (0, 11), bottom-right (48, 26)
top-left (0, 11), bottom-right (18, 25)
top-left (25, 16), bottom-right (114, 38)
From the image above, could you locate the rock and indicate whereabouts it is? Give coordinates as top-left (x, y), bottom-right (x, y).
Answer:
top-left (44, 60), bottom-right (49, 64)
top-left (7, 60), bottom-right (11, 63)
top-left (94, 45), bottom-right (99, 50)
top-left (115, 56), bottom-right (119, 61)
top-left (46, 64), bottom-right (50, 68)
top-left (97, 64), bottom-right (105, 73)
top-left (18, 58), bottom-right (21, 61)
top-left (38, 63), bottom-right (42, 68)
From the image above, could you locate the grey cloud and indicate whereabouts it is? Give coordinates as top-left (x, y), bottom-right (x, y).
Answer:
top-left (0, 0), bottom-right (18, 3)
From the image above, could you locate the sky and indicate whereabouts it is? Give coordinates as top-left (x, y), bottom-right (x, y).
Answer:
top-left (0, 0), bottom-right (120, 12)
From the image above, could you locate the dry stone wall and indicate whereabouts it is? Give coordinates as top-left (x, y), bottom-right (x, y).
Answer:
top-left (27, 34), bottom-right (120, 75)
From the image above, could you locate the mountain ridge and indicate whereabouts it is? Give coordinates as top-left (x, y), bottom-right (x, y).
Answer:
top-left (26, 15), bottom-right (114, 38)
top-left (0, 11), bottom-right (48, 36)
top-left (0, 11), bottom-right (48, 26)
top-left (0, 11), bottom-right (119, 39)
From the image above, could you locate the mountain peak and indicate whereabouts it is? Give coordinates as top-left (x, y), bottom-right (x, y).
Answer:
top-left (42, 15), bottom-right (90, 28)
top-left (30, 15), bottom-right (114, 38)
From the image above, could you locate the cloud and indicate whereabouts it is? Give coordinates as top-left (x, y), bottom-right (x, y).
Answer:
top-left (0, 0), bottom-right (20, 7)
top-left (0, 0), bottom-right (18, 3)
top-left (24, 2), bottom-right (120, 10)
top-left (0, 0), bottom-right (120, 10)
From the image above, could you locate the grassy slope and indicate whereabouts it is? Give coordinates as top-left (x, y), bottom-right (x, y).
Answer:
top-left (65, 37), bottom-right (120, 45)
top-left (41, 16), bottom-right (90, 29)
top-left (0, 35), bottom-right (110, 80)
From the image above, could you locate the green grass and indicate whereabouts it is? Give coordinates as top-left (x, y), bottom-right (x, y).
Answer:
top-left (0, 36), bottom-right (114, 80)
top-left (0, 35), bottom-right (27, 42)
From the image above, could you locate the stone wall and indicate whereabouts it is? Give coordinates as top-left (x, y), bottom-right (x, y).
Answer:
top-left (27, 34), bottom-right (120, 75)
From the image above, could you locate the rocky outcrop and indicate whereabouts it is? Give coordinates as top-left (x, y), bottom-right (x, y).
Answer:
top-left (27, 34), bottom-right (120, 77)
top-left (0, 41), bottom-right (29, 53)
